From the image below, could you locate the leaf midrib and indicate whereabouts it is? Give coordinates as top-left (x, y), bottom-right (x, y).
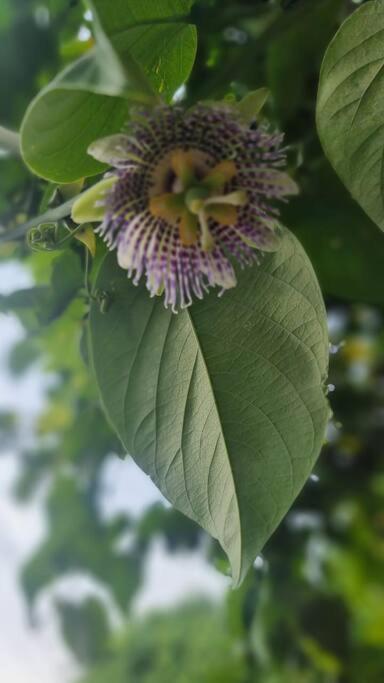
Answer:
top-left (186, 306), bottom-right (243, 584)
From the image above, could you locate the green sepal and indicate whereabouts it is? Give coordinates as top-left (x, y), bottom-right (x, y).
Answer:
top-left (236, 223), bottom-right (281, 253)
top-left (71, 176), bottom-right (117, 224)
top-left (236, 88), bottom-right (270, 123)
top-left (88, 135), bottom-right (132, 166)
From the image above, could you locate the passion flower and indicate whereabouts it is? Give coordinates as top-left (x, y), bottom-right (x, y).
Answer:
top-left (72, 104), bottom-right (297, 311)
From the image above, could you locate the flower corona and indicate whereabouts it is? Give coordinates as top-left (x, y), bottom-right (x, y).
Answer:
top-left (73, 103), bottom-right (297, 311)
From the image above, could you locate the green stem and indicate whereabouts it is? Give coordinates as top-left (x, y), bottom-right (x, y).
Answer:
top-left (0, 125), bottom-right (21, 156)
top-left (84, 246), bottom-right (92, 300)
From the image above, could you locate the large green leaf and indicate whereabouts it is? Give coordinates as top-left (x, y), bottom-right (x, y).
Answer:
top-left (65, 3), bottom-right (154, 100)
top-left (317, 1), bottom-right (384, 231)
top-left (20, 85), bottom-right (128, 183)
top-left (20, 0), bottom-right (197, 182)
top-left (91, 0), bottom-right (197, 101)
top-left (89, 230), bottom-right (329, 585)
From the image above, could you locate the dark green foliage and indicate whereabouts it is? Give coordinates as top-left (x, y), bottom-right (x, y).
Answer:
top-left (57, 597), bottom-right (110, 666)
top-left (136, 503), bottom-right (202, 552)
top-left (283, 160), bottom-right (384, 304)
top-left (0, 410), bottom-right (17, 447)
top-left (80, 602), bottom-right (247, 683)
top-left (21, 475), bottom-right (141, 611)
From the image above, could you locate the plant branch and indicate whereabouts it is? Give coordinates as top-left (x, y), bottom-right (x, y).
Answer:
top-left (0, 197), bottom-right (76, 244)
top-left (0, 125), bottom-right (21, 156)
